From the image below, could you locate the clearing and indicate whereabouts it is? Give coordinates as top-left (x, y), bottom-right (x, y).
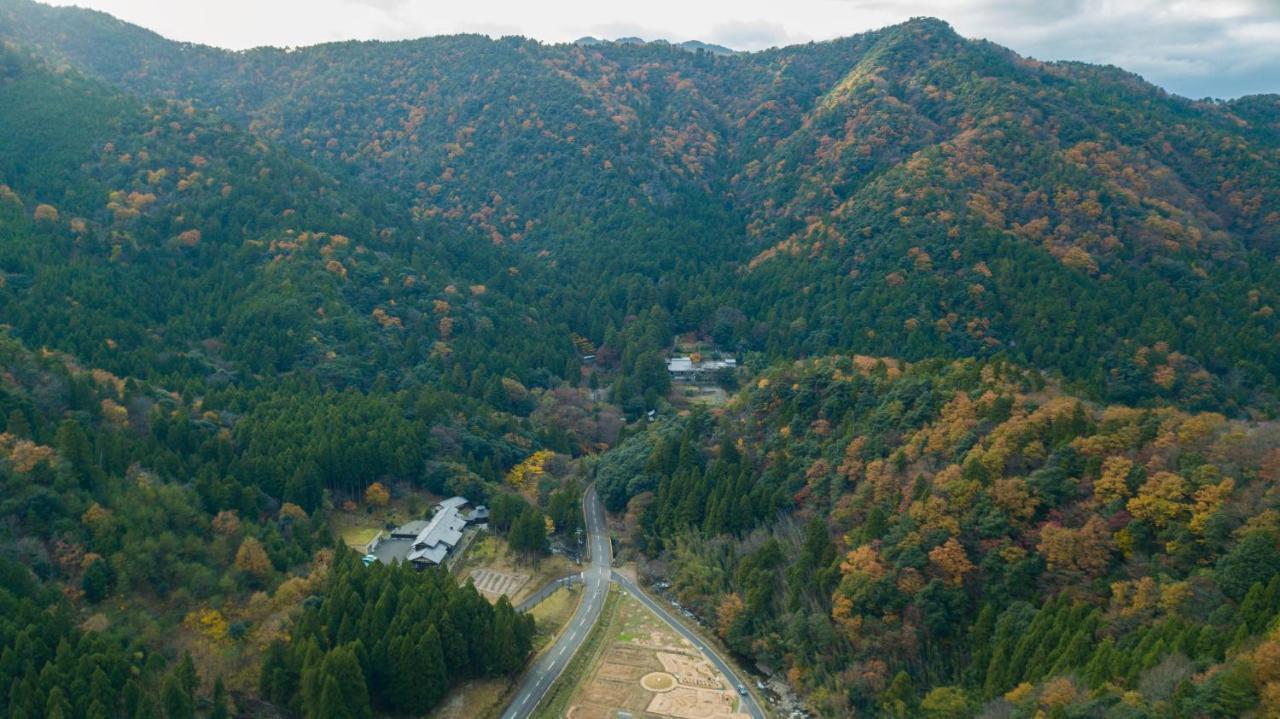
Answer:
top-left (454, 533), bottom-right (578, 606)
top-left (674, 384), bottom-right (728, 407)
top-left (331, 489), bottom-right (441, 553)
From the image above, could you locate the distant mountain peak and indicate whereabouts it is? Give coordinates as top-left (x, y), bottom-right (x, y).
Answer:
top-left (571, 34), bottom-right (736, 56)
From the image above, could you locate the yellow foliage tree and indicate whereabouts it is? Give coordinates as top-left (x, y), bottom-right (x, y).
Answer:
top-left (183, 608), bottom-right (229, 642)
top-left (841, 545), bottom-right (886, 579)
top-left (33, 203), bottom-right (58, 222)
top-left (1189, 478), bottom-right (1234, 535)
top-left (364, 482), bottom-right (390, 508)
top-left (1095, 456), bottom-right (1135, 504)
top-left (2, 435), bottom-right (56, 473)
top-left (100, 399), bottom-right (128, 428)
top-left (506, 450), bottom-right (554, 492)
top-left (1126, 471), bottom-right (1189, 528)
top-left (211, 510), bottom-right (242, 536)
top-left (81, 502), bottom-right (112, 529)
top-left (1039, 676), bottom-right (1079, 710)
top-left (991, 478), bottom-right (1037, 521)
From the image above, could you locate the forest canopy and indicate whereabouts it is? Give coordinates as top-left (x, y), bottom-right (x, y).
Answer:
top-left (0, 1), bottom-right (1278, 717)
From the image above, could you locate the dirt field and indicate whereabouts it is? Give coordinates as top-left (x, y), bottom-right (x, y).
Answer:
top-left (564, 593), bottom-right (748, 719)
top-left (455, 534), bottom-right (578, 606)
top-left (469, 567), bottom-right (529, 600)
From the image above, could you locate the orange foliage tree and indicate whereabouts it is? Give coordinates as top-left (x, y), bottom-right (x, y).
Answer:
top-left (364, 482), bottom-right (390, 508)
top-left (234, 537), bottom-right (272, 582)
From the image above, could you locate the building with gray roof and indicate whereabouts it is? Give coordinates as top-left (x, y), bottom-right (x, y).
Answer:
top-left (367, 496), bottom-right (487, 569)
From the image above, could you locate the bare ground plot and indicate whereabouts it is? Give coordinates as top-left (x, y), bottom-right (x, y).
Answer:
top-left (565, 593), bottom-right (748, 719)
top-left (430, 678), bottom-right (511, 719)
top-left (470, 568), bottom-right (529, 600)
top-left (455, 534), bottom-right (578, 606)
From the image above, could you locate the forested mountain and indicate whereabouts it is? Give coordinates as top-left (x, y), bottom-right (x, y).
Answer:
top-left (1, 0), bottom-right (1279, 717)
top-left (4, 0), bottom-right (1279, 413)
top-left (0, 38), bottom-right (573, 719)
top-left (0, 42), bottom-right (582, 390)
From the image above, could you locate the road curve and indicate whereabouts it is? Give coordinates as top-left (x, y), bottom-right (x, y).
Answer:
top-left (500, 485), bottom-right (611, 719)
top-left (612, 572), bottom-right (767, 719)
top-left (516, 572), bottom-right (582, 614)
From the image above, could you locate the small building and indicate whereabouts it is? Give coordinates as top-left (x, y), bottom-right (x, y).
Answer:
top-left (667, 355), bottom-right (737, 382)
top-left (370, 496), bottom-right (488, 569)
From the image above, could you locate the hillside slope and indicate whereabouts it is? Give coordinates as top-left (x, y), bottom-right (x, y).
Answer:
top-left (4, 0), bottom-right (1278, 412)
top-left (598, 355), bottom-right (1280, 716)
top-left (0, 43), bottom-right (577, 389)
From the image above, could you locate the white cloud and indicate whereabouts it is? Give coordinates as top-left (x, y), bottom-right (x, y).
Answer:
top-left (706, 19), bottom-right (796, 50)
top-left (39, 0), bottom-right (1280, 97)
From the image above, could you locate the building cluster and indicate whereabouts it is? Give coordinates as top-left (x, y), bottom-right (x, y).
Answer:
top-left (367, 496), bottom-right (488, 569)
top-left (666, 355), bottom-right (737, 382)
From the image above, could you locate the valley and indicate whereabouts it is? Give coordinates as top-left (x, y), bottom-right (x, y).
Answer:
top-left (0, 0), bottom-right (1278, 717)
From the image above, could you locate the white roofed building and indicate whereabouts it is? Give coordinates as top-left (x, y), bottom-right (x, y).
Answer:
top-left (667, 355), bottom-right (737, 382)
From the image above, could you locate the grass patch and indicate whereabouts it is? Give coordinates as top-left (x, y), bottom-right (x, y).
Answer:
top-left (339, 526), bottom-right (380, 549)
top-left (531, 586), bottom-right (622, 719)
top-left (461, 533), bottom-right (501, 563)
top-left (330, 489), bottom-right (440, 550)
top-left (530, 585), bottom-right (582, 651)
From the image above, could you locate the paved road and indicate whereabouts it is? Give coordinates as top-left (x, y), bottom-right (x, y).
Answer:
top-left (500, 485), bottom-right (611, 719)
top-left (612, 572), bottom-right (767, 719)
top-left (515, 572), bottom-right (582, 613)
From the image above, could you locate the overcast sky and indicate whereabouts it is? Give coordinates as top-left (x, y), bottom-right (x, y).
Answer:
top-left (45, 0), bottom-right (1280, 98)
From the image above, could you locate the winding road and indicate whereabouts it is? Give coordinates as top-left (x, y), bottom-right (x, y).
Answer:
top-left (500, 485), bottom-right (767, 718)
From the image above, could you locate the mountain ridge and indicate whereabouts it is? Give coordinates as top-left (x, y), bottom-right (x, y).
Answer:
top-left (3, 0), bottom-right (1280, 415)
top-left (2, 3), bottom-right (1280, 718)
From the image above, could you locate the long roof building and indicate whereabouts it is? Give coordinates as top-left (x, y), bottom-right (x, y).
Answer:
top-left (370, 496), bottom-right (487, 568)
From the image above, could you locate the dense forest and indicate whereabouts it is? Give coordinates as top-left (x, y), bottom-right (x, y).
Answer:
top-left (600, 356), bottom-right (1280, 715)
top-left (5, 2), bottom-right (1279, 412)
top-left (1, 0), bottom-right (1279, 716)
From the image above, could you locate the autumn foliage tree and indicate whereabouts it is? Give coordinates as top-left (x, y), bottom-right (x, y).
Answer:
top-left (234, 536), bottom-right (272, 585)
top-left (363, 481), bottom-right (390, 508)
